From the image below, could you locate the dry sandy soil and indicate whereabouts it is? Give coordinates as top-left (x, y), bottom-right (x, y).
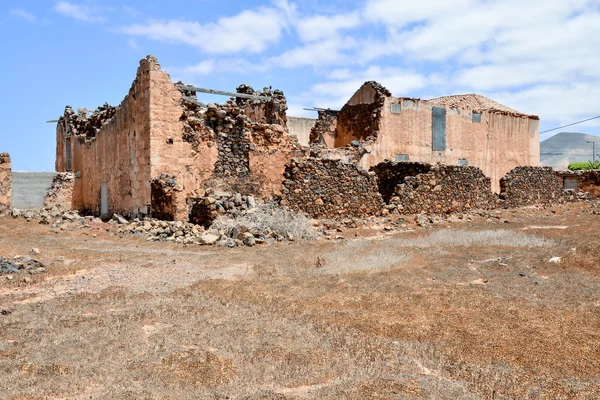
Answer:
top-left (1, 203), bottom-right (599, 399)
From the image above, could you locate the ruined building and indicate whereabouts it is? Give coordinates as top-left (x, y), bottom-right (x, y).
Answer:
top-left (54, 56), bottom-right (579, 222)
top-left (0, 153), bottom-right (11, 213)
top-left (55, 56), bottom-right (304, 220)
top-left (310, 82), bottom-right (540, 192)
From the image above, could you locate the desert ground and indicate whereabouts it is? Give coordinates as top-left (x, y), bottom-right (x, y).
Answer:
top-left (1, 203), bottom-right (599, 399)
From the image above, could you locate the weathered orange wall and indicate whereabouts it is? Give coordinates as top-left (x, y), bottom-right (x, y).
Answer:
top-left (73, 59), bottom-right (152, 217)
top-left (55, 123), bottom-right (66, 172)
top-left (355, 97), bottom-right (539, 192)
top-left (0, 153), bottom-right (11, 212)
top-left (147, 61), bottom-right (218, 221)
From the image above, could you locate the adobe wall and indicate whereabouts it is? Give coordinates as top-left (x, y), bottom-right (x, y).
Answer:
top-left (556, 170), bottom-right (600, 199)
top-left (372, 161), bottom-right (495, 214)
top-left (151, 68), bottom-right (302, 220)
top-left (499, 166), bottom-right (566, 208)
top-left (361, 97), bottom-right (539, 193)
top-left (71, 58), bottom-right (153, 217)
top-left (0, 153), bottom-right (11, 213)
top-left (280, 158), bottom-right (383, 219)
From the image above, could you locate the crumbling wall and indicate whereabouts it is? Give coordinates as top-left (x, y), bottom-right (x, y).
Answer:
top-left (0, 153), bottom-right (11, 213)
top-left (280, 158), bottom-right (383, 219)
top-left (383, 163), bottom-right (496, 214)
top-left (499, 166), bottom-right (566, 207)
top-left (370, 161), bottom-right (432, 203)
top-left (556, 170), bottom-right (600, 199)
top-left (43, 172), bottom-right (74, 211)
top-left (235, 84), bottom-right (287, 126)
top-left (335, 81), bottom-right (390, 147)
top-left (309, 110), bottom-right (338, 146)
top-left (70, 57), bottom-right (153, 218)
top-left (287, 116), bottom-right (316, 146)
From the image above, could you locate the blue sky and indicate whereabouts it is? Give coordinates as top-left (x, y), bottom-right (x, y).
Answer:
top-left (1, 0), bottom-right (599, 171)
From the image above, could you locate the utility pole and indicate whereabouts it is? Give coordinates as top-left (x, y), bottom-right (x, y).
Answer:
top-left (588, 140), bottom-right (597, 162)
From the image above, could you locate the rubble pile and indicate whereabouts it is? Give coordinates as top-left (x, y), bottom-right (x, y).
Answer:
top-left (43, 172), bottom-right (74, 211)
top-left (189, 191), bottom-right (258, 228)
top-left (375, 162), bottom-right (495, 214)
top-left (500, 166), bottom-right (567, 208)
top-left (310, 141), bottom-right (369, 165)
top-left (63, 103), bottom-right (118, 142)
top-left (0, 152), bottom-right (10, 214)
top-left (280, 158), bottom-right (384, 219)
top-left (0, 256), bottom-right (46, 275)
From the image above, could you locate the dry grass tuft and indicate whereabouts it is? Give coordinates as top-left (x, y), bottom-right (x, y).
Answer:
top-left (320, 239), bottom-right (410, 274)
top-left (396, 229), bottom-right (553, 248)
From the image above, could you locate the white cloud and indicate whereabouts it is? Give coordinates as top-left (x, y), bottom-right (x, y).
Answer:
top-left (269, 36), bottom-right (357, 68)
top-left (120, 5), bottom-right (290, 54)
top-left (9, 8), bottom-right (36, 22)
top-left (296, 12), bottom-right (361, 42)
top-left (54, 1), bottom-right (104, 23)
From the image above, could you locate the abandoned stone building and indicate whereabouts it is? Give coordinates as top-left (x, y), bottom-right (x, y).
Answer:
top-left (51, 55), bottom-right (597, 222)
top-left (0, 153), bottom-right (11, 213)
top-left (310, 82), bottom-right (540, 192)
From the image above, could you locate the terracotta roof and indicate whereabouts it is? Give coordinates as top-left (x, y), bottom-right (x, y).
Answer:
top-left (425, 93), bottom-right (537, 119)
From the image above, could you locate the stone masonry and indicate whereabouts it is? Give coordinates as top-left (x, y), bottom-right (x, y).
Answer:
top-left (372, 161), bottom-right (495, 215)
top-left (0, 153), bottom-right (11, 213)
top-left (43, 172), bottom-right (74, 212)
top-left (556, 170), bottom-right (600, 199)
top-left (499, 166), bottom-right (567, 208)
top-left (280, 158), bottom-right (383, 219)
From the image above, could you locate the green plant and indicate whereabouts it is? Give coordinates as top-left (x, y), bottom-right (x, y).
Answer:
top-left (568, 160), bottom-right (600, 171)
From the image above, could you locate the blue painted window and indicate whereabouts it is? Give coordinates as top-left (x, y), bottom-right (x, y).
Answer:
top-left (472, 112), bottom-right (481, 123)
top-left (391, 104), bottom-right (401, 113)
top-left (395, 154), bottom-right (409, 162)
top-left (432, 107), bottom-right (447, 151)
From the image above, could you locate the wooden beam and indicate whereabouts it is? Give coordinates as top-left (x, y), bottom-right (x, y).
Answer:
top-left (181, 96), bottom-right (206, 108)
top-left (177, 84), bottom-right (273, 101)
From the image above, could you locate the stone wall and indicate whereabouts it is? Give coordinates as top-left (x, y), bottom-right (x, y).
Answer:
top-left (372, 161), bottom-right (495, 214)
top-left (556, 170), bottom-right (600, 199)
top-left (43, 172), bottom-right (74, 212)
top-left (335, 81), bottom-right (390, 147)
top-left (280, 158), bottom-right (383, 219)
top-left (309, 110), bottom-right (338, 146)
top-left (0, 153), bottom-right (11, 213)
top-left (499, 166), bottom-right (566, 208)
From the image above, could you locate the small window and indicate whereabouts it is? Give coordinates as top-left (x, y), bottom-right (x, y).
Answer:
top-left (395, 154), bottom-right (409, 162)
top-left (391, 104), bottom-right (401, 114)
top-left (472, 112), bottom-right (481, 123)
top-left (458, 158), bottom-right (469, 166)
top-left (432, 106), bottom-right (447, 151)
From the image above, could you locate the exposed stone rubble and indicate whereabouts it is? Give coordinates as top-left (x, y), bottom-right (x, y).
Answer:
top-left (280, 158), bottom-right (384, 219)
top-left (189, 191), bottom-right (259, 228)
top-left (0, 153), bottom-right (11, 214)
top-left (335, 81), bottom-right (391, 142)
top-left (235, 84), bottom-right (288, 126)
top-left (372, 161), bottom-right (496, 215)
top-left (309, 141), bottom-right (369, 164)
top-left (62, 103), bottom-right (118, 142)
top-left (151, 173), bottom-right (179, 221)
top-left (499, 166), bottom-right (568, 208)
top-left (0, 256), bottom-right (46, 276)
top-left (556, 170), bottom-right (600, 199)
top-left (43, 172), bottom-right (74, 212)
top-left (309, 110), bottom-right (338, 144)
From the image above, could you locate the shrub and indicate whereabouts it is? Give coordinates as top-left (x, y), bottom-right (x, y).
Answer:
top-left (212, 203), bottom-right (317, 241)
top-left (568, 160), bottom-right (600, 171)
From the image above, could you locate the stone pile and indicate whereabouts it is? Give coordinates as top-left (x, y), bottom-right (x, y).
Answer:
top-left (280, 158), bottom-right (384, 219)
top-left (151, 173), bottom-right (178, 220)
top-left (500, 166), bottom-right (567, 208)
top-left (374, 162), bottom-right (496, 214)
top-left (189, 191), bottom-right (258, 228)
top-left (0, 152), bottom-right (10, 214)
top-left (64, 103), bottom-right (118, 142)
top-left (43, 172), bottom-right (74, 211)
top-left (0, 256), bottom-right (46, 275)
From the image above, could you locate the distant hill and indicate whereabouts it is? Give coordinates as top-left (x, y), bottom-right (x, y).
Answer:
top-left (540, 132), bottom-right (600, 170)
